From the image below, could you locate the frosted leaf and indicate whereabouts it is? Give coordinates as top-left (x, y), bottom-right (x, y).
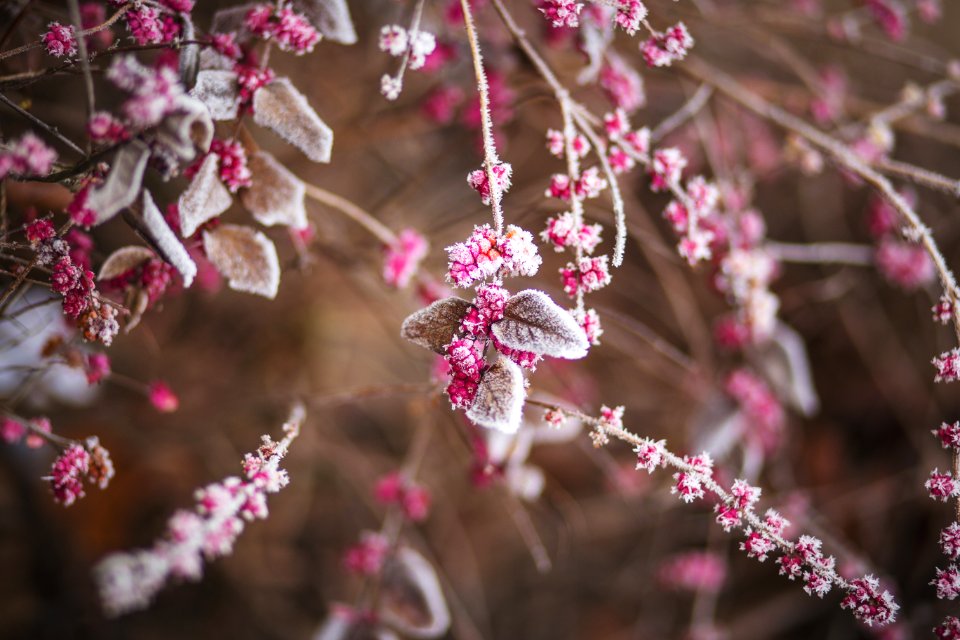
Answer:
top-left (178, 153), bottom-right (232, 237)
top-left (400, 297), bottom-right (471, 354)
top-left (155, 96), bottom-right (214, 163)
top-left (240, 151), bottom-right (307, 228)
top-left (253, 77), bottom-right (333, 163)
top-left (313, 614), bottom-right (399, 640)
top-left (86, 140), bottom-right (150, 224)
top-left (295, 0), bottom-right (357, 44)
top-left (492, 289), bottom-right (589, 359)
top-left (97, 246), bottom-right (155, 281)
top-left (378, 547), bottom-right (451, 639)
top-left (754, 322), bottom-right (819, 416)
top-left (210, 4), bottom-right (259, 39)
top-left (190, 70), bottom-right (239, 121)
top-left (202, 224), bottom-right (280, 298)
top-left (198, 47), bottom-right (235, 72)
top-left (141, 190), bottom-right (197, 288)
top-left (467, 357), bottom-right (525, 434)
top-left (505, 464), bottom-right (545, 502)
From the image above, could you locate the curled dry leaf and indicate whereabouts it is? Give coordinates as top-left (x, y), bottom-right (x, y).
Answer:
top-left (753, 322), bottom-right (820, 417)
top-left (202, 224), bottom-right (281, 299)
top-left (491, 289), bottom-right (589, 359)
top-left (142, 190), bottom-right (197, 288)
top-left (241, 151), bottom-right (308, 229)
top-left (178, 153), bottom-right (233, 238)
top-left (97, 246), bottom-right (155, 282)
top-left (313, 613), bottom-right (399, 640)
top-left (86, 140), bottom-right (150, 225)
top-left (154, 96), bottom-right (214, 164)
top-left (253, 77), bottom-right (334, 163)
top-left (295, 0), bottom-right (357, 44)
top-left (400, 297), bottom-right (471, 354)
top-left (378, 547), bottom-right (451, 639)
top-left (467, 357), bottom-right (526, 434)
top-left (190, 70), bottom-right (240, 121)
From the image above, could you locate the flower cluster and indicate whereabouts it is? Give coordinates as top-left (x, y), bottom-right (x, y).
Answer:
top-left (640, 23), bottom-right (694, 68)
top-left (48, 439), bottom-right (115, 506)
top-left (0, 133), bottom-right (57, 179)
top-left (374, 471), bottom-right (433, 522)
top-left (95, 406), bottom-right (304, 616)
top-left (245, 4), bottom-right (320, 54)
top-left (538, 0), bottom-right (584, 29)
top-left (383, 229), bottom-right (429, 288)
top-left (445, 223), bottom-right (540, 288)
top-left (43, 22), bottom-right (77, 58)
top-left (378, 23), bottom-right (437, 99)
top-left (2, 416), bottom-right (50, 449)
top-left (467, 162), bottom-right (512, 206)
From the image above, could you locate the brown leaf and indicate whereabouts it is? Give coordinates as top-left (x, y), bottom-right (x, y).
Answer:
top-left (294, 0), bottom-right (357, 44)
top-left (467, 357), bottom-right (525, 434)
top-left (491, 289), bottom-right (588, 359)
top-left (253, 77), bottom-right (333, 163)
top-left (202, 224), bottom-right (280, 298)
top-left (154, 96), bottom-right (214, 164)
top-left (400, 297), bottom-right (471, 354)
top-left (378, 547), bottom-right (451, 639)
top-left (240, 151), bottom-right (307, 229)
top-left (190, 70), bottom-right (239, 121)
top-left (141, 190), bottom-right (197, 287)
top-left (178, 153), bottom-right (232, 237)
top-left (97, 246), bottom-right (155, 281)
top-left (86, 140), bottom-right (150, 225)
top-left (753, 322), bottom-right (819, 417)
top-left (210, 4), bottom-right (259, 38)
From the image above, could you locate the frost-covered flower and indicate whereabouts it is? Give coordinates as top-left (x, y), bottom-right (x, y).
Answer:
top-left (649, 147), bottom-right (687, 191)
top-left (538, 0), bottom-right (583, 28)
top-left (379, 25), bottom-right (409, 56)
top-left (467, 163), bottom-right (512, 206)
top-left (641, 22), bottom-right (694, 67)
top-left (876, 238), bottom-right (934, 290)
top-left (927, 469), bottom-right (958, 501)
top-left (446, 225), bottom-right (503, 287)
top-left (125, 6), bottom-right (164, 45)
top-left (384, 229), bottom-right (428, 288)
top-left (614, 0), bottom-right (648, 35)
top-left (49, 444), bottom-right (91, 506)
top-left (634, 438), bottom-right (664, 473)
top-left (87, 112), bottom-right (129, 145)
top-left (934, 349), bottom-right (960, 383)
top-left (43, 22), bottom-right (77, 57)
top-left (841, 575), bottom-right (899, 625)
top-left (560, 256), bottom-right (611, 297)
top-left (149, 381), bottom-right (179, 413)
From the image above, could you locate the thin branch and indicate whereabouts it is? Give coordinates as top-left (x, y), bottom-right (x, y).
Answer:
top-left (0, 91), bottom-right (85, 156)
top-left (651, 84), bottom-right (714, 143)
top-left (303, 182), bottom-right (397, 246)
top-left (766, 241), bottom-right (875, 267)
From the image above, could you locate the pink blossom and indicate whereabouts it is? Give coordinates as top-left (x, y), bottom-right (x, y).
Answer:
top-left (631, 438), bottom-right (664, 473)
top-left (649, 147), bottom-right (687, 191)
top-left (208, 139), bottom-right (252, 192)
top-left (467, 163), bottom-right (512, 206)
top-left (730, 478), bottom-right (761, 511)
top-left (1, 418), bottom-right (25, 444)
top-left (86, 352), bottom-right (111, 384)
top-left (81, 3), bottom-right (113, 49)
top-left (576, 307), bottom-right (603, 345)
top-left (741, 528), bottom-right (776, 561)
top-left (538, 0), bottom-right (583, 28)
top-left (641, 23), bottom-right (694, 67)
top-left (560, 256), bottom-right (611, 297)
top-left (67, 187), bottom-right (97, 227)
top-left (546, 174), bottom-right (573, 201)
top-left (876, 238), bottom-right (934, 290)
top-left (26, 417), bottom-right (51, 449)
top-left (212, 33), bottom-right (242, 60)
top-left (272, 8), bottom-right (321, 54)
top-left (763, 509), bottom-right (790, 537)
top-left (607, 146), bottom-right (635, 174)
top-left (866, 0), bottom-right (907, 40)
top-left (934, 349), bottom-right (960, 383)
top-left (107, 56), bottom-right (185, 127)
top-left (244, 5), bottom-right (275, 38)
top-left (445, 338), bottom-right (484, 408)
top-left (343, 532), bottom-right (389, 575)
top-left (544, 409), bottom-right (567, 428)
top-left (445, 225), bottom-right (503, 287)
top-left (657, 551), bottom-right (726, 592)
top-left (936, 616), bottom-right (960, 638)
top-left (0, 133), bottom-right (58, 178)
top-left (401, 484), bottom-right (432, 521)
top-left (576, 167), bottom-right (608, 199)
top-left (43, 22), bottom-right (77, 58)
top-left (499, 225), bottom-right (542, 278)
top-left (725, 369), bottom-right (785, 450)
top-left (26, 219), bottom-right (56, 246)
top-left (841, 575), bottom-right (899, 625)
top-left (461, 284), bottom-right (509, 337)
top-left (672, 453), bottom-right (711, 503)
top-left (125, 6), bottom-right (164, 45)
top-left (603, 109), bottom-right (630, 138)
top-left (420, 85), bottom-right (463, 124)
top-left (941, 523), bottom-right (960, 560)
top-left (622, 128), bottom-right (651, 156)
top-left (933, 295), bottom-right (954, 325)
top-left (713, 314), bottom-right (751, 350)
top-left (49, 444), bottom-right (91, 506)
top-left (926, 469), bottom-right (958, 501)
top-left (149, 381), bottom-right (179, 413)
top-left (374, 471), bottom-right (404, 504)
top-left (87, 112), bottom-right (129, 145)
top-left (600, 405), bottom-right (624, 428)
top-left (383, 229), bottom-right (428, 288)
top-left (235, 64), bottom-right (274, 112)
top-left (614, 0), bottom-right (648, 35)
top-left (161, 0), bottom-right (195, 11)
top-left (599, 58), bottom-right (645, 112)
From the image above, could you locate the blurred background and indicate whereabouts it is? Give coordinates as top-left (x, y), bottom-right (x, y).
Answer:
top-left (1, 1), bottom-right (960, 638)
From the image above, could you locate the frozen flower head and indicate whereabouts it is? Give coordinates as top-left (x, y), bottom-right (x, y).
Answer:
top-left (614, 0), bottom-right (648, 35)
top-left (499, 225), bottom-right (542, 278)
top-left (379, 25), bottom-right (409, 56)
top-left (538, 0), bottom-right (584, 28)
top-left (149, 381), bottom-right (179, 413)
top-left (43, 22), bottom-right (78, 58)
top-left (641, 22), bottom-right (694, 68)
top-left (658, 551), bottom-right (727, 592)
top-left (467, 163), bottom-right (512, 206)
top-left (446, 225), bottom-right (503, 288)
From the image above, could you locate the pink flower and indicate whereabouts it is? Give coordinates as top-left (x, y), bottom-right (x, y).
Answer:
top-left (43, 22), bottom-right (77, 58)
top-left (641, 22), bottom-right (694, 68)
top-left (0, 133), bottom-right (58, 178)
top-left (149, 381), bottom-right (179, 413)
top-left (926, 469), bottom-right (958, 501)
top-left (600, 405), bottom-right (624, 428)
top-left (599, 58), bottom-right (645, 112)
top-left (26, 219), bottom-right (56, 246)
top-left (649, 147), bottom-right (687, 191)
top-left (467, 163), bottom-right (512, 206)
top-left (634, 438), bottom-right (664, 473)
top-left (67, 187), bottom-right (97, 227)
top-left (603, 109), bottom-right (631, 138)
top-left (560, 256), bottom-right (611, 297)
top-left (383, 229), bottom-right (428, 288)
top-left (941, 523), bottom-right (960, 560)
top-left (87, 112), bottom-right (129, 145)
top-left (866, 0), bottom-right (907, 40)
top-left (841, 575), bottom-right (899, 625)
top-left (499, 225), bottom-right (542, 278)
top-left (875, 238), bottom-right (934, 290)
top-left (1, 418), bottom-right (25, 444)
top-left (235, 64), bottom-right (274, 112)
top-left (538, 0), bottom-right (583, 28)
top-left (208, 139), bottom-right (252, 192)
top-left (401, 484), bottom-right (432, 521)
top-left (933, 295), bottom-right (954, 325)
top-left (444, 338), bottom-right (484, 408)
top-left (576, 307), bottom-right (603, 345)
top-left (124, 6), bottom-right (164, 45)
top-left (81, 3), bottom-right (113, 49)
top-left (421, 85), bottom-right (463, 124)
top-left (161, 0), bottom-right (195, 11)
top-left (934, 349), bottom-right (960, 383)
top-left (657, 551), bottom-right (727, 592)
top-left (614, 0), bottom-right (648, 35)
top-left (741, 528), bottom-right (776, 561)
top-left (374, 472), bottom-right (404, 504)
top-left (544, 409), bottom-right (567, 428)
top-left (245, 5), bottom-right (274, 37)
top-left (49, 444), bottom-right (91, 506)
top-left (445, 225), bottom-right (503, 287)
top-left (343, 532), bottom-right (389, 575)
top-left (936, 616), bottom-right (960, 638)
top-left (26, 417), bottom-right (51, 449)
top-left (212, 32), bottom-right (242, 60)
top-left (85, 353), bottom-right (111, 385)
top-left (725, 369), bottom-right (785, 450)
top-left (272, 8), bottom-right (320, 54)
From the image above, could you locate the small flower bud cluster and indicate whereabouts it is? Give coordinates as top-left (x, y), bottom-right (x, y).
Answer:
top-left (47, 438), bottom-right (115, 507)
top-left (378, 24), bottom-right (437, 100)
top-left (641, 23), bottom-right (694, 68)
top-left (2, 416), bottom-right (51, 449)
top-left (95, 408), bottom-right (303, 616)
top-left (613, 0), bottom-right (649, 36)
top-left (468, 163), bottom-right (512, 207)
top-left (245, 4), bottom-right (320, 54)
top-left (343, 532), bottom-right (389, 575)
top-left (43, 22), bottom-right (78, 58)
top-left (445, 223), bottom-right (540, 288)
top-left (0, 133), bottom-right (57, 180)
top-left (724, 369), bottom-right (785, 452)
top-left (374, 471), bottom-right (432, 522)
top-left (87, 112), bottom-right (130, 145)
top-left (538, 0), bottom-right (584, 28)
top-left (383, 229), bottom-right (429, 288)
top-left (657, 551), bottom-right (726, 592)
top-left (124, 6), bottom-right (165, 46)
top-left (599, 57), bottom-right (646, 112)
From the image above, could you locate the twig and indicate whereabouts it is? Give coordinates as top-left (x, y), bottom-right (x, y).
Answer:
top-left (303, 182), bottom-right (397, 246)
top-left (651, 84), bottom-right (714, 143)
top-left (766, 241), bottom-right (875, 267)
top-left (0, 91), bottom-right (85, 156)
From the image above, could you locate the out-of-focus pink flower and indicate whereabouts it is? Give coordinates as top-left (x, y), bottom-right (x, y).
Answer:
top-left (43, 22), bottom-right (78, 58)
top-left (149, 381), bottom-right (179, 413)
top-left (657, 551), bottom-right (727, 592)
top-left (384, 229), bottom-right (428, 288)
